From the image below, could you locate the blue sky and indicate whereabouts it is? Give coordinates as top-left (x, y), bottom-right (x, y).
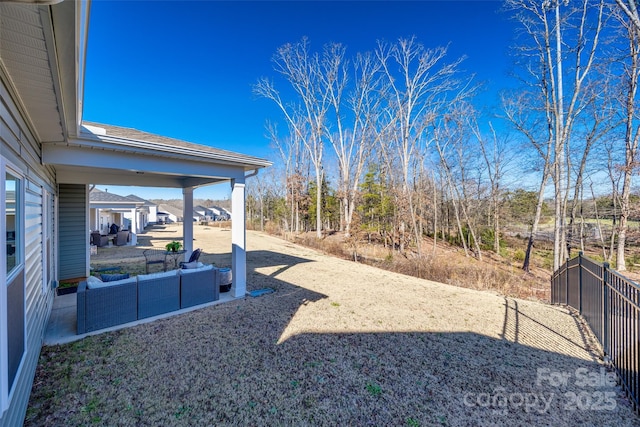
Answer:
top-left (83, 0), bottom-right (513, 200)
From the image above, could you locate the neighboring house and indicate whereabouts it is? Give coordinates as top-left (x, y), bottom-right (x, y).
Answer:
top-left (89, 188), bottom-right (143, 234)
top-left (157, 204), bottom-right (183, 223)
top-left (126, 194), bottom-right (158, 227)
top-left (210, 205), bottom-right (231, 221)
top-left (194, 205), bottom-right (214, 221)
top-left (0, 1), bottom-right (270, 425)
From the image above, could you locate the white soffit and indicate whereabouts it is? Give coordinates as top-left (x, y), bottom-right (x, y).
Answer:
top-left (0, 3), bottom-right (64, 142)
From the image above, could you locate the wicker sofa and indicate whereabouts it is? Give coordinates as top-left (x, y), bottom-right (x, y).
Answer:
top-left (180, 265), bottom-right (219, 308)
top-left (77, 265), bottom-right (221, 334)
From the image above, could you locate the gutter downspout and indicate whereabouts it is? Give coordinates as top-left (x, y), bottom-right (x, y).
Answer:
top-left (244, 169), bottom-right (259, 179)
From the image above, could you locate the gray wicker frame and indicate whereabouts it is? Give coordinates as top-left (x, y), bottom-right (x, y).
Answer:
top-left (77, 278), bottom-right (138, 334)
top-left (180, 267), bottom-right (220, 308)
top-left (137, 272), bottom-right (181, 319)
top-left (77, 265), bottom-right (223, 334)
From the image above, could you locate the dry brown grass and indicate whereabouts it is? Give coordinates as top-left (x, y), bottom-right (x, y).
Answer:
top-left (290, 231), bottom-right (551, 302)
top-left (25, 225), bottom-right (640, 426)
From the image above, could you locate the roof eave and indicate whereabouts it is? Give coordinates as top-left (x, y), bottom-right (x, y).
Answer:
top-left (49, 0), bottom-right (91, 139)
top-left (69, 133), bottom-right (272, 170)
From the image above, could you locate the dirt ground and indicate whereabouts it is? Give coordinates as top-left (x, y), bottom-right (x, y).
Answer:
top-left (26, 223), bottom-right (640, 426)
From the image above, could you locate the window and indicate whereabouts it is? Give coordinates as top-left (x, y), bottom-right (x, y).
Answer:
top-left (5, 172), bottom-right (18, 276)
top-left (1, 162), bottom-right (25, 410)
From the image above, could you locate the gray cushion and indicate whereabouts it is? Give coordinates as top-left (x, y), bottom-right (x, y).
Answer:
top-left (137, 269), bottom-right (179, 282)
top-left (180, 264), bottom-right (213, 275)
top-left (182, 261), bottom-right (204, 269)
top-left (86, 275), bottom-right (103, 287)
top-left (87, 276), bottom-right (136, 289)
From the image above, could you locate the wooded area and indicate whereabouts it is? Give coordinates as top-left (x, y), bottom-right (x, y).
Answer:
top-left (246, 0), bottom-right (640, 278)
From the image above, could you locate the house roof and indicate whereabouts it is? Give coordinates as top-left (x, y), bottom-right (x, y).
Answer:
top-left (90, 188), bottom-right (137, 204)
top-left (157, 204), bottom-right (183, 218)
top-left (89, 188), bottom-right (143, 211)
top-left (126, 194), bottom-right (157, 207)
top-left (81, 122), bottom-right (269, 167)
top-left (42, 121), bottom-right (272, 189)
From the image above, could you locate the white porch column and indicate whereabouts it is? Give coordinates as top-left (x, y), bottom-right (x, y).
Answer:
top-left (231, 179), bottom-right (246, 297)
top-left (129, 207), bottom-right (138, 245)
top-left (182, 187), bottom-right (194, 258)
top-left (130, 208), bottom-right (137, 232)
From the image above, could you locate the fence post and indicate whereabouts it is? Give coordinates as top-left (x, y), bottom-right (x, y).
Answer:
top-left (603, 262), bottom-right (609, 358)
top-left (579, 252), bottom-right (583, 314)
top-left (566, 257), bottom-right (570, 306)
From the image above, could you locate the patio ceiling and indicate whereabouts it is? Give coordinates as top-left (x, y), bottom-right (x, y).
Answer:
top-left (43, 123), bottom-right (271, 188)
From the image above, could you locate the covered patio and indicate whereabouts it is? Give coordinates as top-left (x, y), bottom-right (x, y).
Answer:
top-left (43, 122), bottom-right (271, 300)
top-left (44, 213), bottom-right (244, 344)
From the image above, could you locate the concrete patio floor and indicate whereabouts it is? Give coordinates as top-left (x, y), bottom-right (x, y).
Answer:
top-left (43, 289), bottom-right (239, 346)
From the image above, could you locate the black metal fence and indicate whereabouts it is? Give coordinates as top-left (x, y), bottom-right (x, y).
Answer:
top-left (552, 253), bottom-right (639, 413)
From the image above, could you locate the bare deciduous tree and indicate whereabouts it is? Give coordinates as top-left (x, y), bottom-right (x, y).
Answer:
top-left (255, 37), bottom-right (330, 238)
top-left (472, 120), bottom-right (510, 255)
top-left (616, 0), bottom-right (640, 30)
top-left (506, 0), bottom-right (606, 270)
top-left (264, 120), bottom-right (310, 233)
top-left (612, 5), bottom-right (640, 271)
top-left (324, 47), bottom-right (385, 237)
top-left (376, 36), bottom-right (464, 255)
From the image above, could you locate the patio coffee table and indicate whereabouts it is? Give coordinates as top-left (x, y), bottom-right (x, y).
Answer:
top-left (164, 250), bottom-right (186, 270)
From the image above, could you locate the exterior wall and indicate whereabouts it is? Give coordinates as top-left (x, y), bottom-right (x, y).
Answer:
top-left (148, 205), bottom-right (158, 223)
top-left (123, 210), bottom-right (147, 232)
top-left (94, 209), bottom-right (126, 234)
top-left (58, 185), bottom-right (88, 281)
top-left (98, 211), bottom-right (111, 234)
top-left (89, 207), bottom-right (96, 232)
top-left (0, 77), bottom-right (56, 427)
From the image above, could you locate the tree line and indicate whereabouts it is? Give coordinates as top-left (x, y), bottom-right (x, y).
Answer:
top-left (247, 0), bottom-right (640, 274)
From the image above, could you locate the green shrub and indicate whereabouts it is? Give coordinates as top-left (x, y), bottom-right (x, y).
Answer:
top-left (165, 241), bottom-right (182, 252)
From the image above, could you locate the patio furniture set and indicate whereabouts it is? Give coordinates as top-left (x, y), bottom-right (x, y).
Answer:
top-left (90, 230), bottom-right (130, 247)
top-left (143, 248), bottom-right (196, 273)
top-left (76, 263), bottom-right (229, 334)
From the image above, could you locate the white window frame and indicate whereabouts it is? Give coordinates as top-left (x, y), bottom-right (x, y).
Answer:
top-left (42, 189), bottom-right (52, 294)
top-left (0, 157), bottom-right (26, 413)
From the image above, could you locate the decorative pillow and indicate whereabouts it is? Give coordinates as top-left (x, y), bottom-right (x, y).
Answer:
top-left (87, 276), bottom-right (136, 289)
top-left (179, 264), bottom-right (213, 275)
top-left (101, 273), bottom-right (130, 282)
top-left (182, 261), bottom-right (204, 269)
top-left (137, 269), bottom-right (179, 282)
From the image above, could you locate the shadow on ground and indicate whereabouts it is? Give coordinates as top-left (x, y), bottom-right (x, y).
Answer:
top-left (27, 237), bottom-right (640, 426)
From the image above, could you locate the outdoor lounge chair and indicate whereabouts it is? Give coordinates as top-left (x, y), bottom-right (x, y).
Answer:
top-left (179, 248), bottom-right (202, 268)
top-left (144, 248), bottom-right (168, 273)
top-left (115, 230), bottom-right (129, 246)
top-left (91, 231), bottom-right (109, 247)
